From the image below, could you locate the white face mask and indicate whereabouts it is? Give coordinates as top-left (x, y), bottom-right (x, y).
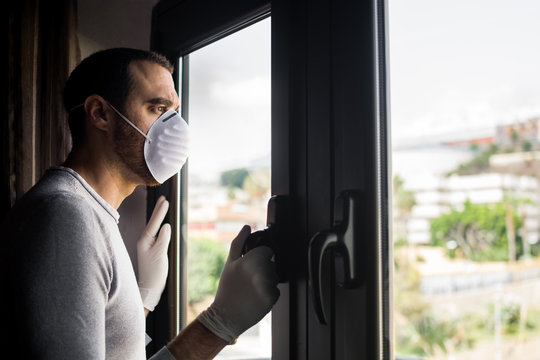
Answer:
top-left (109, 103), bottom-right (189, 184)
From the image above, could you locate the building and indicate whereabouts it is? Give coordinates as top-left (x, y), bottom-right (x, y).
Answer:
top-left (404, 172), bottom-right (540, 246)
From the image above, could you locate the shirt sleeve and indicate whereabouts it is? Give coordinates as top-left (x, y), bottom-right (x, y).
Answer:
top-left (6, 194), bottom-right (112, 359)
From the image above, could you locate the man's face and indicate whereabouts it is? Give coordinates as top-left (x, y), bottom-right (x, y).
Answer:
top-left (112, 60), bottom-right (179, 185)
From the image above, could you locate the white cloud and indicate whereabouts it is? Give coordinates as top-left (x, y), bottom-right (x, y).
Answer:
top-left (209, 76), bottom-right (270, 109)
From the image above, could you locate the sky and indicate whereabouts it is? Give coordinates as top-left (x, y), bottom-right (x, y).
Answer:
top-left (183, 1), bottom-right (540, 178)
top-left (187, 19), bottom-right (271, 179)
top-left (388, 0), bottom-right (540, 146)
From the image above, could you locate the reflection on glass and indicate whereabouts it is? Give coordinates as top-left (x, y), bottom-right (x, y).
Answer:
top-left (186, 18), bottom-right (271, 360)
top-left (390, 1), bottom-right (540, 359)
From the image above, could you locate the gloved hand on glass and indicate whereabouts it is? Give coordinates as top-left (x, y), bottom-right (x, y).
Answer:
top-left (137, 195), bottom-right (171, 312)
top-left (197, 225), bottom-right (280, 344)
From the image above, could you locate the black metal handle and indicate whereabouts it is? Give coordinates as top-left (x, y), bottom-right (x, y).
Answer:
top-left (308, 230), bottom-right (338, 325)
top-left (241, 195), bottom-right (290, 283)
top-left (308, 190), bottom-right (363, 325)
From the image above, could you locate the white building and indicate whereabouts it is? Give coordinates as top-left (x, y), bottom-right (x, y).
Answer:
top-left (406, 172), bottom-right (540, 245)
top-left (393, 144), bottom-right (540, 246)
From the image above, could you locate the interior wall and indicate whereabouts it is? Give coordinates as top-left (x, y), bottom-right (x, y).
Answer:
top-left (78, 0), bottom-right (160, 58)
top-left (77, 0), bottom-right (160, 272)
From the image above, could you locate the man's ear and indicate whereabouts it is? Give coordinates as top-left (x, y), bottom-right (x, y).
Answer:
top-left (84, 95), bottom-right (111, 132)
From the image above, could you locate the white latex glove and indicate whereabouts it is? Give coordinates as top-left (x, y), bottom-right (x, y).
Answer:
top-left (137, 195), bottom-right (171, 312)
top-left (197, 225), bottom-right (280, 343)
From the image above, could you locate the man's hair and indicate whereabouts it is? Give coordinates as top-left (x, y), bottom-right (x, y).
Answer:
top-left (63, 48), bottom-right (174, 148)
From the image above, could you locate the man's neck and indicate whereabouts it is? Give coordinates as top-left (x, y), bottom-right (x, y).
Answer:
top-left (63, 147), bottom-right (137, 209)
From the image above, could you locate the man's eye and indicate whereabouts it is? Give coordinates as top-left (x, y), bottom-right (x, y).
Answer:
top-left (153, 106), bottom-right (167, 114)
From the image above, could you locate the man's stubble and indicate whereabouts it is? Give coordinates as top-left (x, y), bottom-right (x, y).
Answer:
top-left (112, 114), bottom-right (160, 187)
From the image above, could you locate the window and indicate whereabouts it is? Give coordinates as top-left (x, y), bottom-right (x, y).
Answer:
top-left (184, 18), bottom-right (272, 359)
top-left (390, 1), bottom-right (540, 359)
top-left (152, 1), bottom-right (389, 359)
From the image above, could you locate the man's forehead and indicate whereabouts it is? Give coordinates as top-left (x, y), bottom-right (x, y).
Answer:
top-left (128, 60), bottom-right (178, 104)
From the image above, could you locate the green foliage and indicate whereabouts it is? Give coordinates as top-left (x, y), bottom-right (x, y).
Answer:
top-left (485, 299), bottom-right (540, 336)
top-left (395, 262), bottom-right (540, 357)
top-left (220, 168), bottom-right (249, 189)
top-left (501, 301), bottom-right (521, 335)
top-left (448, 144), bottom-right (499, 176)
top-left (511, 129), bottom-right (519, 144)
top-left (394, 266), bottom-right (468, 356)
top-left (243, 168), bottom-right (270, 199)
top-left (397, 191), bottom-right (416, 214)
top-left (187, 237), bottom-right (227, 304)
top-left (394, 236), bottom-right (408, 249)
top-left (393, 175), bottom-right (417, 214)
top-left (522, 139), bottom-right (533, 152)
top-left (526, 308), bottom-right (540, 332)
top-left (430, 200), bottom-right (523, 261)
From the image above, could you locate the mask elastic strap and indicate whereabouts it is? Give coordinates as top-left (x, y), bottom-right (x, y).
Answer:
top-left (107, 102), bottom-right (152, 143)
top-left (69, 103), bottom-right (84, 113)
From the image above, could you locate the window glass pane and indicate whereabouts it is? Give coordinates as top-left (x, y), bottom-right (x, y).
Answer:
top-left (389, 1), bottom-right (540, 359)
top-left (185, 18), bottom-right (271, 360)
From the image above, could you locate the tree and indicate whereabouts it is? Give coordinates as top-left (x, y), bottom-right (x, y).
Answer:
top-left (242, 168), bottom-right (270, 200)
top-left (430, 200), bottom-right (526, 262)
top-left (187, 237), bottom-right (227, 304)
top-left (503, 194), bottom-right (534, 262)
top-left (393, 175), bottom-right (416, 215)
top-left (447, 144), bottom-right (499, 176)
top-left (393, 174), bottom-right (417, 245)
top-left (220, 168), bottom-right (249, 189)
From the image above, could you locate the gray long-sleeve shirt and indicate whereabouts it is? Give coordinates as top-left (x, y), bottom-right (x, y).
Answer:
top-left (1, 167), bottom-right (174, 359)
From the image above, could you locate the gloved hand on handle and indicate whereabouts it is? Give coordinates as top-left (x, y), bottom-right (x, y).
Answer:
top-left (197, 225), bottom-right (280, 344)
top-left (137, 195), bottom-right (171, 312)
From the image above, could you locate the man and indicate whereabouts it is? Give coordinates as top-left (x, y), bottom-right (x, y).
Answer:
top-left (1, 48), bottom-right (280, 359)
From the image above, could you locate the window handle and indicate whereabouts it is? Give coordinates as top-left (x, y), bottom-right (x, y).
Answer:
top-left (241, 195), bottom-right (290, 283)
top-left (308, 190), bottom-right (363, 325)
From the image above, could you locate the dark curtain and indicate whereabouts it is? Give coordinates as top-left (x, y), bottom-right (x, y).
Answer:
top-left (2, 0), bottom-right (80, 220)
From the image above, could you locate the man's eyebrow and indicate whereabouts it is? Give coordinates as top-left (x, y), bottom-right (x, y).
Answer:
top-left (146, 97), bottom-right (173, 107)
